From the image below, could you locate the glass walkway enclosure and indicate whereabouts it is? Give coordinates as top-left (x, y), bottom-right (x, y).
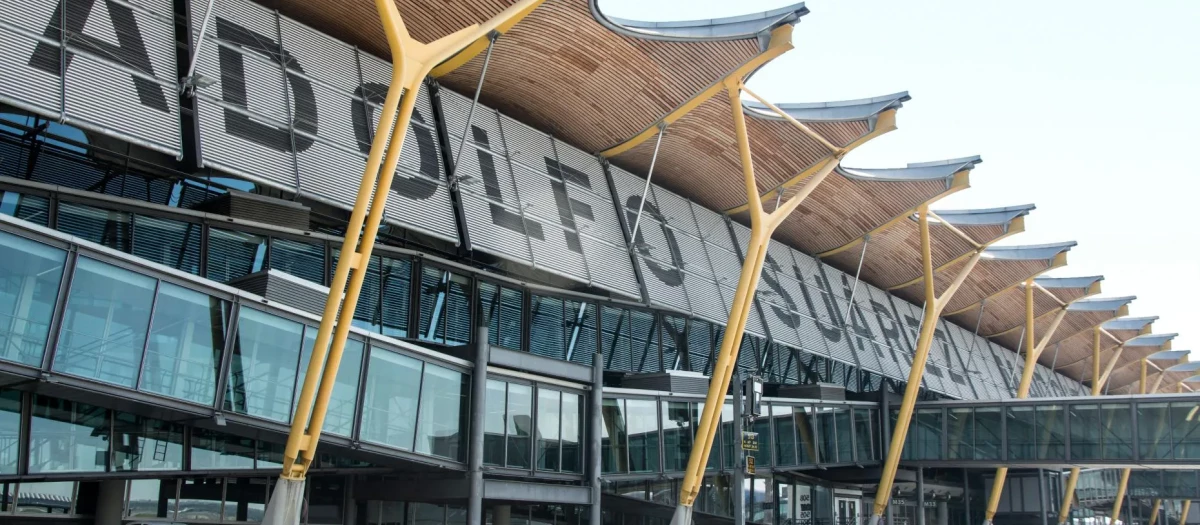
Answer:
top-left (894, 393), bottom-right (1200, 468)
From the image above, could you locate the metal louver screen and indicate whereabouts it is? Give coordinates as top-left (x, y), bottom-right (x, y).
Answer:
top-left (0, 0), bottom-right (180, 155)
top-left (438, 88), bottom-right (638, 299)
top-left (187, 0), bottom-right (457, 244)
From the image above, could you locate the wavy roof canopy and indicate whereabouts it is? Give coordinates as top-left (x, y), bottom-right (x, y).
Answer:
top-left (946, 274), bottom-right (1100, 343)
top-left (1105, 333), bottom-right (1180, 393)
top-left (887, 242), bottom-right (1075, 317)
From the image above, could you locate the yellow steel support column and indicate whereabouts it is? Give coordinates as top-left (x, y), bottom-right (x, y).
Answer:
top-left (983, 284), bottom-right (1070, 524)
top-left (1149, 499), bottom-right (1163, 525)
top-left (672, 80), bottom-right (842, 525)
top-left (1181, 500), bottom-right (1192, 525)
top-left (1057, 327), bottom-right (1105, 523)
top-left (868, 209), bottom-right (986, 525)
top-left (279, 0), bottom-right (546, 482)
top-left (1111, 357), bottom-right (1150, 522)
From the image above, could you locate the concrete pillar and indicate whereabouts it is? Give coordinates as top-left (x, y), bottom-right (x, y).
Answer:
top-left (917, 468), bottom-right (925, 525)
top-left (732, 372), bottom-right (745, 525)
top-left (468, 318), bottom-right (490, 525)
top-left (937, 501), bottom-right (949, 525)
top-left (494, 504), bottom-right (511, 525)
top-left (590, 349), bottom-right (603, 525)
top-left (94, 480), bottom-right (126, 525)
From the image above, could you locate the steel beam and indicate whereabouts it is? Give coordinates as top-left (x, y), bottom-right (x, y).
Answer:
top-left (869, 208), bottom-right (986, 524)
top-left (671, 79), bottom-right (843, 525)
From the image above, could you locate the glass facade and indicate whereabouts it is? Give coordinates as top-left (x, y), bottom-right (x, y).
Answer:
top-left (604, 395), bottom-right (878, 474)
top-left (480, 378), bottom-right (582, 473)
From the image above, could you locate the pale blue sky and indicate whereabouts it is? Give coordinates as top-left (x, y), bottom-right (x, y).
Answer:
top-left (600, 0), bottom-right (1200, 359)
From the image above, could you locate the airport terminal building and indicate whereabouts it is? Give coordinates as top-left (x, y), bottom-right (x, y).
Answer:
top-left (0, 0), bottom-right (1195, 524)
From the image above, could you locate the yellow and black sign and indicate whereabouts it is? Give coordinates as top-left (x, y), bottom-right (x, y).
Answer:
top-left (745, 455), bottom-right (755, 475)
top-left (741, 431), bottom-right (759, 452)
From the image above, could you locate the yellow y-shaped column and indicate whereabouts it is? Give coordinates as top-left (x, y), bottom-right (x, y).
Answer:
top-left (1057, 327), bottom-right (1105, 523)
top-left (671, 79), bottom-right (845, 525)
top-left (263, 1), bottom-right (545, 524)
top-left (983, 284), bottom-right (1071, 524)
top-left (868, 208), bottom-right (986, 525)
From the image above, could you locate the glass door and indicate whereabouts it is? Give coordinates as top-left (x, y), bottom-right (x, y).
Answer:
top-left (836, 498), bottom-right (859, 525)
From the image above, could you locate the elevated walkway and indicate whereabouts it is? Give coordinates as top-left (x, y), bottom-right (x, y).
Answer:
top-left (893, 393), bottom-right (1200, 469)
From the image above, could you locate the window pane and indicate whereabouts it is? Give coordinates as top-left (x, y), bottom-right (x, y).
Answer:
top-left (0, 390), bottom-right (21, 474)
top-left (54, 257), bottom-right (155, 387)
top-left (140, 283), bottom-right (228, 405)
top-left (111, 412), bottom-right (185, 471)
top-left (191, 428), bottom-right (255, 469)
top-left (132, 215), bottom-right (201, 274)
top-left (0, 191), bottom-right (51, 225)
top-left (0, 231), bottom-right (64, 366)
top-left (909, 408), bottom-right (942, 461)
top-left (602, 307), bottom-right (631, 372)
top-left (415, 364), bottom-right (466, 460)
top-left (176, 478), bottom-right (224, 521)
top-left (126, 479), bottom-right (177, 519)
top-left (482, 282), bottom-right (524, 350)
top-left (975, 407), bottom-right (1003, 460)
top-left (270, 238), bottom-right (325, 285)
top-left (57, 202), bottom-right (131, 252)
top-left (663, 400), bottom-right (693, 471)
top-left (506, 383), bottom-right (532, 468)
top-left (566, 300), bottom-right (595, 366)
top-left (854, 408), bottom-right (877, 462)
top-left (484, 380), bottom-right (506, 466)
top-left (630, 310), bottom-right (659, 373)
top-left (627, 398), bottom-right (660, 473)
top-left (772, 404), bottom-right (797, 467)
top-left (1170, 401), bottom-right (1200, 459)
top-left (601, 398), bottom-right (627, 473)
top-left (223, 478), bottom-right (268, 522)
top-left (419, 267), bottom-right (470, 346)
top-left (1070, 404), bottom-right (1101, 461)
top-left (530, 295), bottom-right (564, 359)
top-left (206, 228), bottom-right (266, 283)
top-left (361, 349), bottom-right (422, 450)
top-left (561, 392), bottom-right (582, 473)
top-left (795, 406), bottom-right (816, 465)
top-left (750, 407), bottom-right (771, 467)
top-left (224, 308), bottom-right (304, 422)
top-left (1007, 406), bottom-right (1036, 460)
top-left (537, 389), bottom-right (562, 471)
top-left (380, 257), bottom-right (411, 339)
top-left (293, 335), bottom-right (364, 437)
top-left (17, 481), bottom-right (75, 514)
top-left (28, 395), bottom-right (109, 473)
top-left (1100, 403), bottom-right (1133, 460)
top-left (817, 407), bottom-right (837, 463)
top-left (444, 272), bottom-right (471, 347)
top-left (1035, 405), bottom-right (1066, 460)
top-left (948, 407), bottom-right (973, 460)
top-left (1138, 402), bottom-right (1172, 460)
